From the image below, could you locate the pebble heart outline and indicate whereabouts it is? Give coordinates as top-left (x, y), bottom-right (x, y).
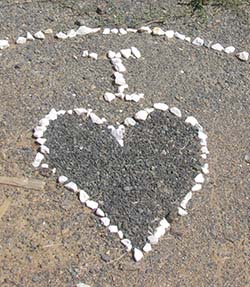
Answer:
top-left (32, 104), bottom-right (209, 261)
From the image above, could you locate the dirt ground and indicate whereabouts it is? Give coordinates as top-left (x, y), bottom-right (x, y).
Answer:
top-left (0, 1), bottom-right (249, 286)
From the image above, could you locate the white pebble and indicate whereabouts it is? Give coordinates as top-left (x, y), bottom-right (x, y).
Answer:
top-left (125, 93), bottom-right (144, 102)
top-left (174, 32), bottom-right (185, 40)
top-left (103, 28), bottom-right (111, 35)
top-left (192, 184), bottom-right (202, 191)
top-left (108, 225), bottom-right (118, 233)
top-left (236, 51), bottom-right (249, 61)
top-left (36, 138), bottom-right (46, 145)
top-left (111, 28), bottom-right (119, 34)
top-left (118, 230), bottom-right (123, 239)
top-left (52, 168), bottom-right (56, 174)
top-left (100, 217), bottom-right (110, 226)
top-left (165, 30), bottom-right (174, 38)
top-left (58, 175), bottom-right (68, 184)
top-left (143, 243), bottom-right (152, 253)
top-left (120, 48), bottom-right (131, 59)
top-left (33, 130), bottom-right (43, 138)
top-left (117, 84), bottom-right (128, 93)
top-left (135, 110), bottom-right (148, 121)
top-left (153, 103), bottom-right (169, 111)
top-left (198, 131), bottom-right (208, 141)
top-left (192, 37), bottom-right (204, 46)
top-left (39, 118), bottom-right (50, 127)
top-left (57, 110), bottom-right (66, 115)
top-left (170, 107), bottom-right (182, 117)
top-left (34, 31), bottom-right (45, 39)
top-left (67, 110), bottom-right (73, 115)
top-left (124, 117), bottom-right (136, 126)
top-left (0, 40), bottom-right (9, 49)
top-left (224, 46), bottom-right (235, 54)
top-left (85, 200), bottom-right (98, 210)
top-left (127, 28), bottom-right (137, 33)
top-left (114, 72), bottom-right (126, 86)
top-left (32, 152), bottom-right (44, 167)
top-left (211, 43), bottom-right (224, 52)
top-left (201, 146), bottom-right (209, 154)
top-left (133, 248), bottom-right (143, 262)
top-left (46, 108), bottom-right (57, 120)
top-left (145, 108), bottom-right (154, 114)
top-left (154, 225), bottom-right (166, 239)
top-left (148, 235), bottom-right (158, 245)
top-left (201, 154), bottom-right (207, 159)
top-left (74, 108), bottom-right (88, 115)
top-left (138, 26), bottom-right (152, 34)
top-left (76, 26), bottom-right (100, 36)
top-left (40, 145), bottom-right (50, 154)
top-left (113, 61), bottom-right (126, 72)
top-left (16, 36), bottom-right (27, 44)
top-left (79, 190), bottom-right (89, 203)
top-left (89, 113), bottom-right (106, 125)
top-left (104, 92), bottom-right (116, 102)
top-left (159, 218), bottom-right (170, 229)
top-left (67, 29), bottom-right (77, 38)
top-left (82, 50), bottom-right (89, 57)
top-left (65, 182), bottom-right (78, 192)
top-left (96, 208), bottom-right (105, 217)
top-left (180, 191), bottom-right (192, 210)
top-left (121, 239), bottom-right (132, 251)
top-left (119, 28), bottom-right (127, 35)
top-left (152, 27), bottom-right (165, 36)
top-left (89, 52), bottom-right (98, 60)
top-left (185, 116), bottom-right (199, 126)
top-left (178, 207), bottom-right (188, 216)
top-left (195, 173), bottom-right (205, 184)
top-left (41, 163), bottom-right (49, 169)
top-left (131, 46), bottom-right (141, 58)
top-left (202, 163), bottom-right (209, 175)
top-left (185, 36), bottom-right (191, 42)
top-left (27, 32), bottom-right (35, 41)
top-left (56, 32), bottom-right (68, 39)
top-left (107, 50), bottom-right (116, 59)
top-left (108, 125), bottom-right (125, 147)
top-left (43, 28), bottom-right (53, 34)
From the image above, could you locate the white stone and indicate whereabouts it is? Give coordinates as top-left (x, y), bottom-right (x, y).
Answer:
top-left (211, 43), bottom-right (224, 52)
top-left (192, 184), bottom-right (202, 192)
top-left (57, 110), bottom-right (66, 115)
top-left (34, 125), bottom-right (47, 134)
top-left (39, 118), bottom-right (50, 127)
top-left (195, 173), bottom-right (205, 184)
top-left (119, 28), bottom-right (127, 35)
top-left (86, 200), bottom-right (98, 210)
top-left (201, 154), bottom-right (207, 159)
top-left (175, 32), bottom-right (185, 40)
top-left (100, 217), bottom-right (110, 226)
top-left (224, 46), bottom-right (235, 54)
top-left (40, 145), bottom-right (49, 154)
top-left (118, 230), bottom-right (123, 239)
top-left (52, 168), bottom-right (56, 174)
top-left (111, 28), bottom-right (119, 34)
top-left (165, 30), bottom-right (174, 38)
top-left (124, 117), bottom-right (136, 126)
top-left (133, 248), bottom-right (143, 262)
top-left (148, 235), bottom-right (158, 245)
top-left (36, 138), bottom-right (46, 145)
top-left (145, 108), bottom-right (154, 114)
top-left (113, 61), bottom-right (126, 72)
top-left (41, 163), bottom-right (49, 169)
top-left (178, 207), bottom-right (188, 216)
top-left (79, 190), bottom-right (89, 203)
top-left (201, 146), bottom-right (209, 154)
top-left (0, 40), bottom-right (9, 49)
top-left (185, 36), bottom-right (191, 42)
top-left (104, 92), bottom-right (116, 102)
top-left (33, 130), bottom-right (43, 138)
top-left (26, 32), bottom-right (35, 41)
top-left (135, 110), bottom-right (148, 121)
top-left (117, 84), bottom-right (128, 94)
top-left (89, 113), bottom-right (106, 125)
top-left (74, 108), bottom-right (88, 115)
top-left (103, 28), bottom-right (111, 34)
top-left (108, 225), bottom-right (118, 233)
top-left (34, 31), bottom-right (45, 39)
top-left (192, 37), bottom-right (204, 46)
top-left (46, 108), bottom-right (57, 120)
top-left (82, 50), bottom-right (89, 57)
top-left (108, 125), bottom-right (125, 147)
top-left (152, 27), bottom-right (165, 36)
top-left (76, 26), bottom-right (100, 35)
top-left (159, 218), bottom-right (170, 229)
top-left (143, 243), bottom-right (152, 253)
top-left (127, 28), bottom-right (137, 33)
top-left (67, 29), bottom-right (77, 38)
top-left (170, 107), bottom-right (182, 117)
top-left (114, 72), bottom-right (126, 86)
top-left (202, 163), bottom-right (209, 175)
top-left (56, 32), bottom-right (68, 39)
top-left (125, 93), bottom-right (144, 102)
top-left (180, 191), bottom-right (192, 210)
top-left (43, 28), bottom-right (53, 34)
top-left (185, 116), bottom-right (199, 126)
top-left (198, 131), bottom-right (208, 141)
top-left (153, 103), bottom-right (169, 111)
top-left (131, 46), bottom-right (141, 58)
top-left (121, 239), bottom-right (132, 251)
top-left (67, 110), bottom-right (73, 115)
top-left (76, 283), bottom-right (91, 287)
top-left (89, 52), bottom-right (98, 60)
top-left (65, 182), bottom-right (78, 192)
top-left (107, 50), bottom-right (116, 59)
top-left (120, 48), bottom-right (131, 59)
top-left (32, 152), bottom-right (44, 168)
top-left (116, 93), bottom-right (125, 100)
top-left (16, 36), bottom-right (26, 44)
top-left (236, 51), bottom-right (249, 61)
top-left (96, 208), bottom-right (105, 217)
top-left (138, 26), bottom-right (152, 34)
top-left (58, 175), bottom-right (68, 184)
top-left (154, 226), bottom-right (166, 239)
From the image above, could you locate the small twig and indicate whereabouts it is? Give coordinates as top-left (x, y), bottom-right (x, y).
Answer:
top-left (106, 252), bottom-right (127, 265)
top-left (142, 19), bottom-right (165, 26)
top-left (0, 176), bottom-right (46, 191)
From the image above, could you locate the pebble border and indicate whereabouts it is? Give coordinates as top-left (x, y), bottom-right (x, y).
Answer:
top-left (32, 104), bottom-right (209, 262)
top-left (0, 25), bottom-right (249, 61)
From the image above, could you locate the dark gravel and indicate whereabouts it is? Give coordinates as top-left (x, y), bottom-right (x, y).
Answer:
top-left (45, 110), bottom-right (201, 248)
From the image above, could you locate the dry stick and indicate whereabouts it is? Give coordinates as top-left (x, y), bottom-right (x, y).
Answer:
top-left (0, 176), bottom-right (45, 191)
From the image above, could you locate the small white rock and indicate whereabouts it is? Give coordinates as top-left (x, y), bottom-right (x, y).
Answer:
top-left (165, 30), bottom-right (174, 38)
top-left (124, 117), bottom-right (136, 126)
top-left (108, 125), bottom-right (125, 147)
top-left (85, 200), bottom-right (98, 210)
top-left (41, 163), bottom-right (49, 169)
top-left (185, 36), bottom-right (191, 42)
top-left (67, 29), bottom-right (77, 38)
top-left (107, 50), bottom-right (116, 59)
top-left (113, 61), bottom-right (126, 72)
top-left (201, 163), bottom-right (209, 175)
top-left (138, 26), bottom-right (152, 34)
top-left (127, 28), bottom-right (137, 33)
top-left (46, 108), bottom-right (57, 120)
top-left (79, 190), bottom-right (89, 203)
top-left (76, 26), bottom-right (100, 36)
top-left (40, 145), bottom-right (50, 154)
top-left (135, 110), bottom-right (148, 121)
top-left (0, 40), bottom-right (9, 49)
top-left (174, 32), bottom-right (185, 40)
top-left (33, 130), bottom-right (43, 138)
top-left (133, 248), bottom-right (143, 262)
top-left (148, 235), bottom-right (158, 245)
top-left (43, 28), bottom-right (53, 34)
top-left (224, 46), bottom-right (235, 54)
top-left (96, 208), bottom-right (105, 217)
top-left (198, 131), bottom-right (208, 141)
top-left (114, 72), bottom-right (126, 86)
top-left (159, 218), bottom-right (170, 229)
top-left (236, 51), bottom-right (249, 61)
top-left (57, 110), bottom-right (66, 115)
top-left (56, 32), bottom-right (68, 39)
top-left (39, 118), bottom-right (50, 127)
top-left (185, 116), bottom-right (199, 126)
top-left (104, 92), bottom-right (116, 102)
top-left (111, 28), bottom-right (119, 34)
top-left (143, 243), bottom-right (152, 253)
top-left (108, 225), bottom-right (118, 233)
top-left (120, 48), bottom-right (132, 59)
top-left (153, 103), bottom-right (169, 111)
top-left (100, 217), bottom-right (110, 226)
top-left (32, 152), bottom-right (44, 168)
top-left (125, 93), bottom-right (144, 102)
top-left (65, 182), bottom-right (78, 192)
top-left (89, 52), bottom-right (98, 60)
top-left (103, 28), bottom-right (111, 34)
top-left (34, 31), bottom-right (45, 40)
top-left (118, 230), bottom-right (124, 239)
top-left (154, 225), bottom-right (166, 239)
top-left (201, 154), bottom-right (207, 159)
top-left (170, 107), bottom-right (182, 117)
top-left (152, 27), bottom-right (165, 36)
top-left (178, 207), bottom-right (188, 216)
top-left (67, 110), bottom-right (73, 115)
top-left (192, 37), bottom-right (204, 46)
top-left (117, 84), bottom-right (128, 94)
top-left (195, 173), bottom-right (205, 184)
top-left (131, 46), bottom-right (141, 58)
top-left (82, 50), bottom-right (89, 57)
top-left (201, 146), bottom-right (209, 154)
top-left (16, 36), bottom-right (26, 45)
top-left (121, 239), bottom-right (132, 251)
top-left (211, 43), bottom-right (224, 52)
top-left (58, 175), bottom-right (68, 184)
top-left (74, 108), bottom-right (88, 115)
top-left (89, 113), bottom-right (106, 125)
top-left (192, 184), bottom-right (202, 192)
top-left (180, 191), bottom-right (192, 210)
top-left (119, 28), bottom-right (127, 35)
top-left (36, 138), bottom-right (47, 145)
top-left (145, 108), bottom-right (154, 114)
top-left (27, 32), bottom-right (35, 41)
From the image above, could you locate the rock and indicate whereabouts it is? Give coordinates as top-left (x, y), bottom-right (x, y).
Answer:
top-left (180, 191), bottom-right (192, 209)
top-left (41, 163), bottom-right (49, 169)
top-left (203, 40), bottom-right (213, 48)
top-left (43, 28), bottom-right (53, 34)
top-left (192, 37), bottom-right (204, 46)
top-left (152, 27), bottom-right (165, 36)
top-left (159, 218), bottom-right (170, 229)
top-left (120, 48), bottom-right (131, 59)
top-left (201, 146), bottom-right (209, 154)
top-left (46, 108), bottom-right (57, 120)
top-left (236, 51), bottom-right (249, 61)
top-left (89, 113), bottom-right (106, 125)
top-left (143, 243), bottom-right (152, 253)
top-left (96, 208), bottom-right (105, 217)
top-left (131, 46), bottom-right (141, 58)
top-left (104, 92), bottom-right (116, 102)
top-left (112, 60), bottom-right (126, 72)
top-left (79, 190), bottom-right (89, 203)
top-left (82, 50), bottom-right (88, 57)
top-left (76, 283), bottom-right (91, 287)
top-left (121, 239), bottom-right (132, 251)
top-left (153, 103), bottom-right (169, 111)
top-left (65, 182), bottom-right (78, 192)
top-left (135, 110), bottom-right (148, 121)
top-left (124, 117), bottom-right (136, 126)
top-left (148, 235), bottom-right (158, 245)
top-left (57, 110), bottom-right (66, 115)
top-left (185, 36), bottom-right (191, 42)
top-left (32, 152), bottom-right (44, 168)
top-left (56, 32), bottom-right (68, 39)
top-left (138, 26), bottom-right (152, 34)
top-left (198, 131), bottom-right (208, 141)
top-left (107, 50), bottom-right (116, 59)
top-left (100, 217), bottom-right (110, 226)
top-left (26, 32), bottom-right (35, 41)
top-left (16, 36), bottom-right (26, 44)
top-left (67, 110), bottom-right (73, 115)
top-left (39, 118), bottom-right (50, 127)
top-left (174, 32), bottom-right (185, 40)
top-left (145, 108), bottom-right (154, 114)
top-left (34, 31), bottom-right (45, 39)
top-left (89, 52), bottom-right (98, 60)
top-left (201, 154), bottom-right (207, 159)
top-left (165, 30), bottom-right (174, 38)
top-left (108, 125), bottom-right (125, 147)
top-left (76, 26), bottom-right (100, 36)
top-left (178, 207), bottom-right (188, 216)
top-left (119, 28), bottom-right (127, 35)
top-left (86, 200), bottom-right (98, 210)
top-left (108, 225), bottom-right (118, 233)
top-left (114, 72), bottom-right (126, 86)
top-left (74, 108), bottom-right (88, 115)
top-left (192, 184), bottom-right (202, 192)
top-left (58, 175), bottom-right (68, 184)
top-left (133, 248), bottom-right (143, 262)
top-left (195, 173), bottom-right (205, 183)
top-left (224, 46), bottom-right (235, 54)
top-left (170, 107), bottom-right (182, 117)
top-left (201, 163), bottom-right (209, 174)
top-left (40, 145), bottom-right (50, 154)
top-left (0, 40), bottom-right (10, 49)
top-left (111, 28), bottom-right (119, 34)
top-left (125, 93), bottom-right (144, 102)
top-left (154, 226), bottom-right (166, 239)
top-left (127, 28), bottom-right (137, 33)
top-left (103, 28), bottom-right (111, 34)
top-left (211, 43), bottom-right (224, 52)
top-left (244, 153), bottom-right (250, 163)
top-left (118, 230), bottom-right (123, 239)
top-left (185, 116), bottom-right (199, 126)
top-left (67, 29), bottom-right (77, 38)
top-left (36, 138), bottom-right (46, 145)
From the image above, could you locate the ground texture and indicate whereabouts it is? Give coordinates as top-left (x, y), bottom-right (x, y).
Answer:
top-left (0, 1), bottom-right (249, 286)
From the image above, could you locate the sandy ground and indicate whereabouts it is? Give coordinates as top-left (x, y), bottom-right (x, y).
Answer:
top-left (0, 1), bottom-right (249, 286)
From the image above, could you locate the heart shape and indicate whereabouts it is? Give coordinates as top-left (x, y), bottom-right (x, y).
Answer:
top-left (33, 105), bottom-right (208, 260)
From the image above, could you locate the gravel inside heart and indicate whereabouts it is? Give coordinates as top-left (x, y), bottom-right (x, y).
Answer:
top-left (45, 110), bottom-right (201, 249)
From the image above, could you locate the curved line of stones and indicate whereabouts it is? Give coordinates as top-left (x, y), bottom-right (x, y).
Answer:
top-left (32, 103), bottom-right (209, 262)
top-left (0, 25), bottom-right (249, 62)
